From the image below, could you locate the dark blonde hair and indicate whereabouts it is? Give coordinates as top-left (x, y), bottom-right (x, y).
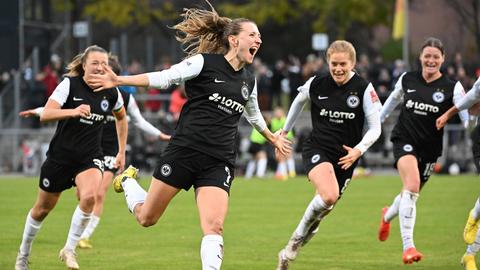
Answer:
top-left (421, 37), bottom-right (444, 55)
top-left (172, 1), bottom-right (254, 57)
top-left (108, 54), bottom-right (122, 75)
top-left (326, 40), bottom-right (357, 65)
top-left (65, 45), bottom-right (108, 77)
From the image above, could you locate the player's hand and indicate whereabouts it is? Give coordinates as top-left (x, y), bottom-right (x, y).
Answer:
top-left (74, 104), bottom-right (91, 118)
top-left (19, 109), bottom-right (38, 118)
top-left (338, 145), bottom-right (361, 170)
top-left (87, 64), bottom-right (118, 91)
top-left (273, 130), bottom-right (292, 157)
top-left (436, 114), bottom-right (448, 130)
top-left (115, 151), bottom-right (125, 172)
top-left (159, 133), bottom-right (172, 141)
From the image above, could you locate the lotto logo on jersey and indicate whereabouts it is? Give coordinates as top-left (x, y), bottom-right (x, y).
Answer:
top-left (405, 99), bottom-right (439, 115)
top-left (320, 108), bottom-right (355, 124)
top-left (208, 93), bottom-right (245, 114)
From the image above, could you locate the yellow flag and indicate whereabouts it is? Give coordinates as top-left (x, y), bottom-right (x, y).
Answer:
top-left (393, 0), bottom-right (405, 40)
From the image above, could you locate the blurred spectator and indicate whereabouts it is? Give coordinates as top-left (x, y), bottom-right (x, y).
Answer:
top-left (144, 87), bottom-right (162, 112)
top-left (269, 59), bottom-right (287, 110)
top-left (119, 59), bottom-right (143, 94)
top-left (36, 54), bottom-right (62, 102)
top-left (168, 84), bottom-right (187, 122)
top-left (287, 55), bottom-right (303, 105)
top-left (253, 58), bottom-right (272, 110)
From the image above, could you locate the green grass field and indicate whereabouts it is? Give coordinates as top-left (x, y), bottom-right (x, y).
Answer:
top-left (0, 174), bottom-right (478, 270)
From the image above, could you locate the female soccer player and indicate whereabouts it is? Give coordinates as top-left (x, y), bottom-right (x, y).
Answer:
top-left (436, 76), bottom-right (480, 270)
top-left (15, 45), bottom-right (128, 270)
top-left (87, 2), bottom-right (291, 270)
top-left (275, 40), bottom-right (382, 270)
top-left (18, 55), bottom-right (171, 250)
top-left (377, 37), bottom-right (468, 264)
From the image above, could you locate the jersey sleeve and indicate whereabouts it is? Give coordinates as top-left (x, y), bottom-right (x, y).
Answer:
top-left (49, 77), bottom-right (71, 106)
top-left (283, 76), bottom-right (313, 132)
top-left (363, 83), bottom-right (383, 116)
top-left (127, 94), bottom-right (162, 137)
top-left (112, 88), bottom-right (124, 111)
top-left (146, 54), bottom-right (204, 89)
top-left (380, 72), bottom-right (406, 122)
top-left (452, 81), bottom-right (470, 126)
top-left (455, 77), bottom-right (480, 111)
top-left (243, 79), bottom-right (267, 132)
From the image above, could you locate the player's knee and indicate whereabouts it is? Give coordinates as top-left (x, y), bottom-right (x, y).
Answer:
top-left (320, 193), bottom-right (338, 206)
top-left (204, 218), bottom-right (224, 235)
top-left (137, 214), bottom-right (159, 227)
top-left (79, 193), bottom-right (96, 208)
top-left (94, 192), bottom-right (105, 204)
top-left (31, 205), bottom-right (52, 220)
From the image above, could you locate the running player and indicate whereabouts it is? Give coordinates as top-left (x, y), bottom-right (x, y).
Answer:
top-left (19, 54), bottom-right (171, 249)
top-left (377, 37), bottom-right (469, 264)
top-left (15, 45), bottom-right (127, 270)
top-left (87, 2), bottom-right (291, 270)
top-left (276, 40), bottom-right (382, 270)
top-left (436, 76), bottom-right (480, 270)
top-left (460, 198), bottom-right (480, 270)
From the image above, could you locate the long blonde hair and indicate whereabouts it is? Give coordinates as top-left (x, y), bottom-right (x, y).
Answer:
top-left (172, 1), bottom-right (254, 57)
top-left (64, 45), bottom-right (108, 77)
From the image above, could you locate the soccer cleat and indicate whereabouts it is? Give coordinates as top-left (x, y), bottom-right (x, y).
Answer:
top-left (464, 210), bottom-right (480, 245)
top-left (402, 247), bottom-right (423, 264)
top-left (302, 220), bottom-right (320, 247)
top-left (78, 238), bottom-right (92, 249)
top-left (461, 254), bottom-right (478, 270)
top-left (283, 232), bottom-right (305, 261)
top-left (59, 248), bottom-right (79, 270)
top-left (288, 171), bottom-right (297, 178)
top-left (15, 252), bottom-right (29, 270)
top-left (113, 165), bottom-right (139, 193)
top-left (276, 249), bottom-right (291, 270)
top-left (378, 207), bottom-right (391, 241)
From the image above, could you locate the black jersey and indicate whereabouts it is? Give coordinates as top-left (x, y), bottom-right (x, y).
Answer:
top-left (308, 73), bottom-right (369, 160)
top-left (47, 76), bottom-right (123, 164)
top-left (390, 71), bottom-right (461, 157)
top-left (171, 54), bottom-right (255, 165)
top-left (101, 90), bottom-right (130, 156)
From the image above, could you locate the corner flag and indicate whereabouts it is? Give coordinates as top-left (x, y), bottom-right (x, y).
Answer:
top-left (393, 0), bottom-right (405, 40)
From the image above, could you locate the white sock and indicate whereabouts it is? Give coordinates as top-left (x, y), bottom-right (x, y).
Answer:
top-left (64, 205), bottom-right (91, 251)
top-left (472, 198), bottom-right (480, 221)
top-left (384, 194), bottom-right (401, 222)
top-left (200, 234), bottom-right (223, 270)
top-left (256, 158), bottom-right (267, 178)
top-left (399, 190), bottom-right (419, 251)
top-left (19, 210), bottom-right (42, 256)
top-left (244, 160), bottom-right (256, 179)
top-left (294, 194), bottom-right (332, 237)
top-left (466, 228), bottom-right (480, 255)
top-left (80, 215), bottom-right (100, 239)
top-left (287, 158), bottom-right (296, 175)
top-left (123, 178), bottom-right (147, 213)
top-left (276, 162), bottom-right (287, 176)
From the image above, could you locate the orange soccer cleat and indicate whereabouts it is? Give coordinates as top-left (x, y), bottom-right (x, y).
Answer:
top-left (378, 207), bottom-right (391, 241)
top-left (402, 247), bottom-right (423, 264)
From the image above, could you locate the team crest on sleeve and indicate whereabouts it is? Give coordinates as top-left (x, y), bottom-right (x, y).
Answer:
top-left (160, 164), bottom-right (172, 176)
top-left (42, 178), bottom-right (50, 187)
top-left (311, 154), bottom-right (320, 163)
top-left (241, 83), bottom-right (249, 100)
top-left (346, 95), bottom-right (360, 108)
top-left (101, 99), bottom-right (110, 112)
top-left (403, 144), bottom-right (413, 152)
top-left (432, 91), bottom-right (445, 103)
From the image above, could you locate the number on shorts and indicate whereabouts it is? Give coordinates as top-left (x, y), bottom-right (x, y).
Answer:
top-left (423, 162), bottom-right (435, 178)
